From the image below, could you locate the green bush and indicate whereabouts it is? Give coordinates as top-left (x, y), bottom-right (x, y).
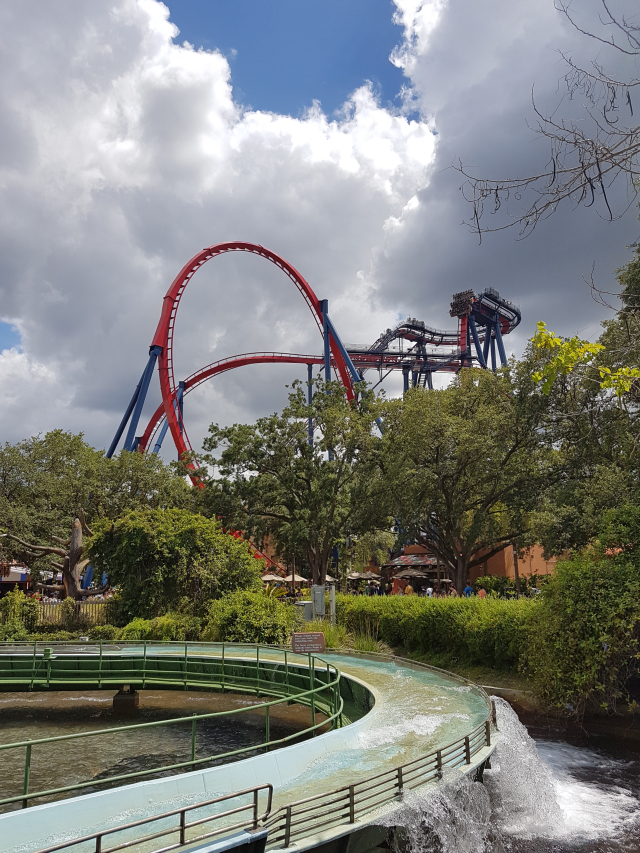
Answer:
top-left (0, 619), bottom-right (28, 641)
top-left (0, 587), bottom-right (38, 632)
top-left (203, 592), bottom-right (299, 645)
top-left (87, 624), bottom-right (121, 641)
top-left (89, 509), bottom-right (264, 621)
top-left (524, 552), bottom-right (640, 715)
top-left (117, 613), bottom-right (201, 642)
top-left (335, 594), bottom-right (535, 669)
top-left (26, 630), bottom-right (81, 641)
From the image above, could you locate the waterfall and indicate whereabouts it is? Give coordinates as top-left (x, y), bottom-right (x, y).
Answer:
top-left (379, 697), bottom-right (640, 853)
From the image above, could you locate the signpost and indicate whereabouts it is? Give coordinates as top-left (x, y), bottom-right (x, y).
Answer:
top-left (291, 632), bottom-right (326, 654)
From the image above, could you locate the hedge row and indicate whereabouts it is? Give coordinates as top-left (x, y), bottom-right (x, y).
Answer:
top-left (335, 594), bottom-right (536, 669)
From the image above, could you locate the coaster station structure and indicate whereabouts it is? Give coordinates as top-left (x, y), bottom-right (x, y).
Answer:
top-left (107, 242), bottom-right (521, 477)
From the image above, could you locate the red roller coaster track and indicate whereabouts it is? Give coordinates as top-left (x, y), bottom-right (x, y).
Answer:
top-left (148, 243), bottom-right (356, 472)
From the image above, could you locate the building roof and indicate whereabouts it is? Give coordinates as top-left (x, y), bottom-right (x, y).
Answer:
top-left (382, 555), bottom-right (437, 569)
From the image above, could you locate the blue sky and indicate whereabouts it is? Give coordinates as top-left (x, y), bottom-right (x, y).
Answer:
top-left (166, 0), bottom-right (406, 116)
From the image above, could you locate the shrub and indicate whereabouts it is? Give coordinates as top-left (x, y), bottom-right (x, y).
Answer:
top-left (335, 594), bottom-right (535, 669)
top-left (0, 587), bottom-right (38, 632)
top-left (87, 624), bottom-right (121, 641)
top-left (524, 551), bottom-right (640, 716)
top-left (89, 509), bottom-right (264, 621)
top-left (303, 619), bottom-right (349, 649)
top-left (0, 619), bottom-right (28, 641)
top-left (203, 592), bottom-right (299, 645)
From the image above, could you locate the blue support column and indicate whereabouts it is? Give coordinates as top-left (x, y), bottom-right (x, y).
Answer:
top-left (425, 371), bottom-right (433, 390)
top-left (402, 365), bottom-right (410, 394)
top-left (107, 380), bottom-right (142, 458)
top-left (176, 381), bottom-right (185, 434)
top-left (324, 314), bottom-right (361, 385)
top-left (494, 316), bottom-right (508, 366)
top-left (152, 417), bottom-right (170, 455)
top-left (482, 324), bottom-right (492, 365)
top-left (490, 335), bottom-right (497, 371)
top-left (123, 346), bottom-right (162, 452)
top-left (468, 316), bottom-right (487, 368)
top-left (307, 364), bottom-right (314, 447)
top-left (321, 300), bottom-right (331, 386)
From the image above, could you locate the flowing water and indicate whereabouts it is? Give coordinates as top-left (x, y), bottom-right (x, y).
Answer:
top-left (384, 698), bottom-right (640, 853)
top-left (0, 690), bottom-right (317, 809)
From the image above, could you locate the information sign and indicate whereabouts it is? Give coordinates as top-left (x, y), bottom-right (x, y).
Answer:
top-left (291, 632), bottom-right (326, 654)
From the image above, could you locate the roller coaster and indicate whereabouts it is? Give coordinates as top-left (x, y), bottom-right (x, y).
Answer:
top-left (107, 242), bottom-right (521, 476)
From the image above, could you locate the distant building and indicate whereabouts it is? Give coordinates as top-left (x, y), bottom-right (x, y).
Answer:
top-left (0, 562), bottom-right (32, 595)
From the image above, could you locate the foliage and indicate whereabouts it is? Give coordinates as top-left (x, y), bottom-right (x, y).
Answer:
top-left (302, 618), bottom-right (350, 650)
top-left (203, 591), bottom-right (299, 645)
top-left (525, 552), bottom-right (640, 716)
top-left (119, 613), bottom-right (201, 641)
top-left (199, 379), bottom-right (385, 584)
top-left (0, 430), bottom-right (192, 576)
top-left (87, 624), bottom-right (121, 641)
top-left (531, 321), bottom-right (640, 402)
top-left (374, 368), bottom-right (549, 591)
top-left (335, 593), bottom-right (534, 669)
top-left (0, 587), bottom-right (38, 632)
top-left (88, 509), bottom-right (264, 621)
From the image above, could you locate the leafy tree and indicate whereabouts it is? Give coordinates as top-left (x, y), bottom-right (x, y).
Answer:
top-left (377, 368), bottom-right (549, 592)
top-left (199, 380), bottom-right (385, 585)
top-left (0, 430), bottom-right (192, 572)
top-left (525, 550), bottom-right (640, 716)
top-left (525, 246), bottom-right (640, 554)
top-left (88, 508), bottom-right (263, 620)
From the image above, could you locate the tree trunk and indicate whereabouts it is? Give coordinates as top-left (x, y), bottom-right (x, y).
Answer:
top-left (455, 554), bottom-right (468, 595)
top-left (512, 543), bottom-right (521, 599)
top-left (63, 518), bottom-right (85, 600)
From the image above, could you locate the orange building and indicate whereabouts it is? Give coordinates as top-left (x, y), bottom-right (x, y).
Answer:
top-left (402, 543), bottom-right (556, 584)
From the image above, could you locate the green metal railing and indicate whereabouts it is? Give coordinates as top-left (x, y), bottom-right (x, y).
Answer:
top-left (0, 643), bottom-right (345, 810)
top-left (264, 717), bottom-right (494, 849)
top-left (32, 784), bottom-right (274, 853)
top-left (27, 655), bottom-right (496, 853)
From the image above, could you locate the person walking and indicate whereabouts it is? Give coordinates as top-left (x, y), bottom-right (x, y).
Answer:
top-left (463, 583), bottom-right (474, 597)
top-left (478, 587), bottom-right (487, 599)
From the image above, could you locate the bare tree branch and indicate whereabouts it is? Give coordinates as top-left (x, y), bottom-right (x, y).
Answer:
top-left (457, 0), bottom-right (640, 238)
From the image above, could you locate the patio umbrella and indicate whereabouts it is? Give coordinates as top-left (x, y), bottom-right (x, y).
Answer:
top-left (393, 569), bottom-right (431, 580)
top-left (324, 574), bottom-right (337, 583)
top-left (261, 573), bottom-right (281, 582)
top-left (283, 574), bottom-right (307, 583)
top-left (361, 571), bottom-right (382, 580)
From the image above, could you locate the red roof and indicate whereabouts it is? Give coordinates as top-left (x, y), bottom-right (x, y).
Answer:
top-left (382, 555), bottom-right (437, 569)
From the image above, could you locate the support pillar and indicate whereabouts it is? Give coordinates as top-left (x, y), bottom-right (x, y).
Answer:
top-left (307, 364), bottom-right (314, 447)
top-left (113, 686), bottom-right (139, 715)
top-left (402, 365), bottom-right (410, 394)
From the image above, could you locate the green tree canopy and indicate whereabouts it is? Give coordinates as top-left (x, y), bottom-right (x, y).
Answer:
top-left (0, 430), bottom-right (192, 570)
top-left (88, 508), bottom-right (263, 620)
top-left (198, 379), bottom-right (385, 585)
top-left (376, 368), bottom-right (549, 592)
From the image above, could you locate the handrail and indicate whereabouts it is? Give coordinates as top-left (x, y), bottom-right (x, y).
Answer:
top-left (0, 644), bottom-right (344, 810)
top-left (32, 784), bottom-right (273, 853)
top-left (263, 717), bottom-right (493, 849)
top-left (25, 652), bottom-right (495, 853)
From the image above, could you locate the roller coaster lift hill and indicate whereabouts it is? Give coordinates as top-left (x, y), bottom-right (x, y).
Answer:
top-left (107, 242), bottom-right (520, 481)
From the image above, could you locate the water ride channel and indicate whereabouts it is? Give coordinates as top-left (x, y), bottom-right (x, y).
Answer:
top-left (0, 642), bottom-right (495, 853)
